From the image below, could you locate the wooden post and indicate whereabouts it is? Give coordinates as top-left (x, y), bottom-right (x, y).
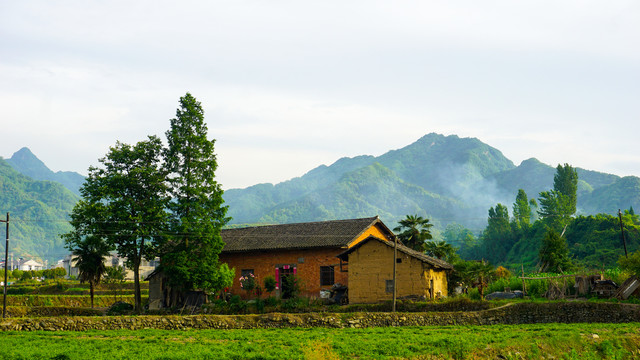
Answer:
top-left (618, 209), bottom-right (629, 258)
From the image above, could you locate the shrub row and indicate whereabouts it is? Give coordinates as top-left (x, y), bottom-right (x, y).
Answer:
top-left (2, 295), bottom-right (140, 308)
top-left (1, 301), bottom-right (638, 331)
top-left (3, 306), bottom-right (103, 318)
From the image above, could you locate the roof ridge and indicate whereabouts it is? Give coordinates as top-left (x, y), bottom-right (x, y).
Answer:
top-left (222, 216), bottom-right (379, 231)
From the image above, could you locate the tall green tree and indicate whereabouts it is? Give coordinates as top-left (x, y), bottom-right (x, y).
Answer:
top-left (538, 164), bottom-right (578, 229)
top-left (481, 203), bottom-right (514, 263)
top-left (394, 214), bottom-right (433, 251)
top-left (513, 189), bottom-right (532, 229)
top-left (538, 229), bottom-right (573, 273)
top-left (160, 93), bottom-right (234, 294)
top-left (67, 236), bottom-right (112, 308)
top-left (63, 136), bottom-right (169, 312)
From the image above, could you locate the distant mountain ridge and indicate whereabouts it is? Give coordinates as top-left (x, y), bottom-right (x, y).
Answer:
top-left (225, 133), bottom-right (640, 232)
top-left (6, 147), bottom-right (85, 196)
top-left (3, 134), bottom-right (639, 261)
top-left (0, 157), bottom-right (78, 262)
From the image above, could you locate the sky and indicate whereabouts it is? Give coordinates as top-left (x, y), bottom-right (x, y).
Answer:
top-left (1, 1), bottom-right (639, 190)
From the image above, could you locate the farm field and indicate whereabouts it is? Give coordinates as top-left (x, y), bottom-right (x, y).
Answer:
top-left (0, 322), bottom-right (639, 359)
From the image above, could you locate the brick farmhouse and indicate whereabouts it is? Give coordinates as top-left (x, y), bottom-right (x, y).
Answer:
top-left (148, 216), bottom-right (453, 307)
top-left (220, 216), bottom-right (395, 298)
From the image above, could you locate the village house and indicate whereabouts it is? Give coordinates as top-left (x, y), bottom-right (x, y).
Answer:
top-left (147, 216), bottom-right (454, 308)
top-left (18, 259), bottom-right (44, 271)
top-left (219, 216), bottom-right (396, 298)
top-left (337, 235), bottom-right (452, 303)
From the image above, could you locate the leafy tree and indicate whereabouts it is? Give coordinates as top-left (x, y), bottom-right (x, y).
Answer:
top-left (160, 93), bottom-right (234, 294)
top-left (20, 271), bottom-right (32, 281)
top-left (513, 189), bottom-right (532, 229)
top-left (442, 223), bottom-right (475, 248)
top-left (481, 204), bottom-right (514, 263)
top-left (394, 215), bottom-right (433, 251)
top-left (554, 163), bottom-right (578, 214)
top-left (538, 229), bottom-right (573, 273)
top-left (68, 236), bottom-right (112, 308)
top-left (538, 164), bottom-right (578, 229)
top-left (619, 250), bottom-right (640, 278)
top-left (10, 270), bottom-right (23, 280)
top-left (452, 259), bottom-right (495, 299)
top-left (54, 267), bottom-right (67, 278)
top-left (63, 136), bottom-right (169, 312)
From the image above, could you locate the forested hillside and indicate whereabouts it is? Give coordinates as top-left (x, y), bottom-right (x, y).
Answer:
top-left (225, 133), bottom-right (640, 233)
top-left (0, 157), bottom-right (78, 262)
top-left (6, 147), bottom-right (85, 196)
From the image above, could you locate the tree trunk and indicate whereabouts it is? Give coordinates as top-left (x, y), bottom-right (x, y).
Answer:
top-left (90, 282), bottom-right (94, 309)
top-left (133, 264), bottom-right (141, 313)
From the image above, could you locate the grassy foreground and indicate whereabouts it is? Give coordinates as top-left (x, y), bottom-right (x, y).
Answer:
top-left (0, 323), bottom-right (639, 359)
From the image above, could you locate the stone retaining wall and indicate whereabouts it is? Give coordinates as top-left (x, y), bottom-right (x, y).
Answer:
top-left (1, 302), bottom-right (638, 331)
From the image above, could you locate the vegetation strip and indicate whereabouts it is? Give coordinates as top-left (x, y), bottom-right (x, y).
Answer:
top-left (1, 302), bottom-right (639, 331)
top-left (0, 323), bottom-right (638, 359)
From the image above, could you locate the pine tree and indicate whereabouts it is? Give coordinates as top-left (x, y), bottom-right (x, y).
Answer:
top-left (160, 93), bottom-right (234, 293)
top-left (513, 189), bottom-right (532, 229)
top-left (538, 163), bottom-right (578, 229)
top-left (538, 229), bottom-right (573, 273)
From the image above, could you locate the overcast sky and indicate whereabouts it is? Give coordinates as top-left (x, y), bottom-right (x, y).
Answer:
top-left (1, 1), bottom-right (638, 189)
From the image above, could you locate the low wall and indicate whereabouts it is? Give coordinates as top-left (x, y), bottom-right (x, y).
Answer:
top-left (1, 302), bottom-right (638, 331)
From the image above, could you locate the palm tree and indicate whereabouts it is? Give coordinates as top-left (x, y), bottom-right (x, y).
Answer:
top-left (423, 240), bottom-right (457, 262)
top-left (71, 236), bottom-right (112, 308)
top-left (394, 215), bottom-right (433, 251)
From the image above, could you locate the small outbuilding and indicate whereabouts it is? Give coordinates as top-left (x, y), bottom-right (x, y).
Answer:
top-left (337, 236), bottom-right (453, 303)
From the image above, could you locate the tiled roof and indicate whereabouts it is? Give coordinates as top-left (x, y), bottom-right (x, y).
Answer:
top-left (221, 217), bottom-right (387, 253)
top-left (337, 235), bottom-right (454, 270)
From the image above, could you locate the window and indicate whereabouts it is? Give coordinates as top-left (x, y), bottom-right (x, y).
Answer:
top-left (241, 269), bottom-right (254, 277)
top-left (320, 266), bottom-right (335, 286)
top-left (385, 280), bottom-right (394, 293)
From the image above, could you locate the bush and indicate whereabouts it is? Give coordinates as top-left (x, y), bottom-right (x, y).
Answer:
top-left (107, 301), bottom-right (134, 315)
top-left (265, 296), bottom-right (279, 307)
top-left (281, 274), bottom-right (301, 299)
top-left (255, 298), bottom-right (265, 313)
top-left (264, 276), bottom-right (276, 294)
top-left (228, 295), bottom-right (247, 313)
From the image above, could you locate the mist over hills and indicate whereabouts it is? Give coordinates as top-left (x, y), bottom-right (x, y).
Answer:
top-left (225, 133), bottom-right (640, 232)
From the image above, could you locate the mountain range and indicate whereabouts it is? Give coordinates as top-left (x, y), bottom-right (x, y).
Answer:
top-left (225, 133), bottom-right (640, 232)
top-left (2, 133), bottom-right (640, 262)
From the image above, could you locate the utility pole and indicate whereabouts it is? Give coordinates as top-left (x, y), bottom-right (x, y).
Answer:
top-left (1, 213), bottom-right (9, 319)
top-left (618, 209), bottom-right (629, 258)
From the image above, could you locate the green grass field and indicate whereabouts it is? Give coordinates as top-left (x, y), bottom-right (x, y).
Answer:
top-left (0, 323), bottom-right (639, 359)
